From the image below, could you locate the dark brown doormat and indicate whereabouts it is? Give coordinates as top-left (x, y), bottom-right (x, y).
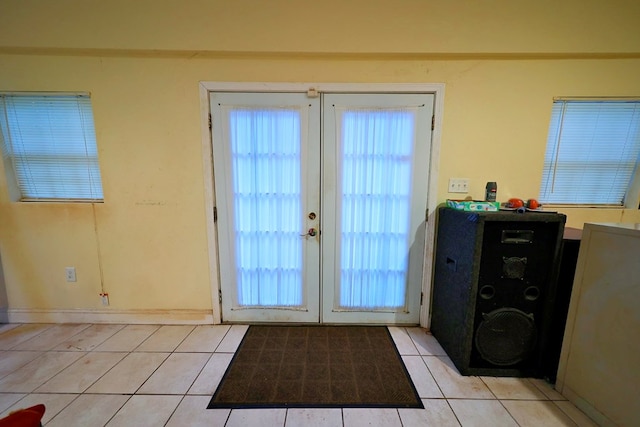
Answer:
top-left (207, 325), bottom-right (423, 409)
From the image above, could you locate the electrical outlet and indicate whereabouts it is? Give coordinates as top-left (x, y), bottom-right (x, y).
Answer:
top-left (100, 293), bottom-right (109, 306)
top-left (65, 267), bottom-right (76, 282)
top-left (448, 178), bottom-right (470, 193)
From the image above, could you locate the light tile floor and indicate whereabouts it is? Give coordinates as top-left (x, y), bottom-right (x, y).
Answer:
top-left (0, 323), bottom-right (597, 426)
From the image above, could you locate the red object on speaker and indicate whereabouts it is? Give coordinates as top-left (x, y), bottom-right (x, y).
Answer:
top-left (507, 198), bottom-right (524, 208)
top-left (526, 199), bottom-right (540, 209)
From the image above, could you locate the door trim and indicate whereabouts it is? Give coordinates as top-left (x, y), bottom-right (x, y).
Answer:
top-left (199, 82), bottom-right (445, 327)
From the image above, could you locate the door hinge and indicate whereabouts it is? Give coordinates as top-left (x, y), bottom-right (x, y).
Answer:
top-left (420, 292), bottom-right (424, 305)
top-left (218, 289), bottom-right (222, 303)
top-left (431, 115), bottom-right (435, 131)
top-left (208, 114), bottom-right (212, 130)
top-left (213, 206), bottom-right (217, 222)
top-left (425, 208), bottom-right (429, 222)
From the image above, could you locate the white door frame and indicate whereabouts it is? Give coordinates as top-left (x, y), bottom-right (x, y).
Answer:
top-left (199, 82), bottom-right (445, 328)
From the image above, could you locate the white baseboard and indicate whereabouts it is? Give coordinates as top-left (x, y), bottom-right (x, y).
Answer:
top-left (6, 308), bottom-right (215, 325)
top-left (560, 385), bottom-right (616, 427)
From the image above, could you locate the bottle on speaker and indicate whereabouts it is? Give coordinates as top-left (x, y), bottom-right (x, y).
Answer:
top-left (485, 182), bottom-right (497, 202)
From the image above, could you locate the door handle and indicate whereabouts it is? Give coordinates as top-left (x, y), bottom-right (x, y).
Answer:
top-left (303, 212), bottom-right (319, 238)
top-left (301, 228), bottom-right (319, 237)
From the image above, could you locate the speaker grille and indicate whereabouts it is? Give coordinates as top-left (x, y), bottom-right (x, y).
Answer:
top-left (502, 256), bottom-right (527, 279)
top-left (475, 308), bottom-right (537, 366)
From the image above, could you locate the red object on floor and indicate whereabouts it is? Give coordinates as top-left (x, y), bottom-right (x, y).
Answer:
top-left (0, 404), bottom-right (45, 427)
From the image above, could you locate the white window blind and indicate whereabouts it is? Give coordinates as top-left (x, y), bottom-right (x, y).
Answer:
top-left (0, 93), bottom-right (104, 201)
top-left (539, 100), bottom-right (640, 205)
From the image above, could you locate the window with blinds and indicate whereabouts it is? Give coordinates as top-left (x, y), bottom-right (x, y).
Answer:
top-left (539, 99), bottom-right (640, 206)
top-left (0, 93), bottom-right (104, 201)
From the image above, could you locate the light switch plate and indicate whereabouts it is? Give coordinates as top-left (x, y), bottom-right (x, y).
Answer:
top-left (448, 178), bottom-right (470, 193)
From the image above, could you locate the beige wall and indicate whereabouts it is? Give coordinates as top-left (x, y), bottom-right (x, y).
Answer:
top-left (1, 1), bottom-right (639, 321)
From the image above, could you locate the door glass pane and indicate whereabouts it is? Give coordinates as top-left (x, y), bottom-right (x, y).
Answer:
top-left (337, 108), bottom-right (417, 309)
top-left (228, 107), bottom-right (303, 307)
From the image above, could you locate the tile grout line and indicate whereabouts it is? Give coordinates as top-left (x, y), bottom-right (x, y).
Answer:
top-left (402, 326), bottom-right (463, 427)
top-left (31, 323), bottom-right (121, 424)
top-left (0, 323), bottom-right (595, 426)
top-left (164, 324), bottom-right (235, 424)
top-left (2, 324), bottom-right (54, 351)
top-left (0, 323), bottom-right (115, 424)
top-left (163, 394), bottom-right (187, 427)
top-left (409, 349), bottom-right (463, 426)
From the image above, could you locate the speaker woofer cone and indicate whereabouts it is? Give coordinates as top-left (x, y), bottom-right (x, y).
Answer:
top-left (475, 308), bottom-right (537, 366)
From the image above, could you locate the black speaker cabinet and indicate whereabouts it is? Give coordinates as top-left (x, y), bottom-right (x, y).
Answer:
top-left (430, 207), bottom-right (566, 377)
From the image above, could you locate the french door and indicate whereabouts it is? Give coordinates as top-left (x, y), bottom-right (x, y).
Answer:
top-left (211, 91), bottom-right (433, 324)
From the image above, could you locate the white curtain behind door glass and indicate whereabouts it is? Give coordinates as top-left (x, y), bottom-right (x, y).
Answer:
top-left (228, 107), bottom-right (303, 307)
top-left (337, 107), bottom-right (417, 309)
